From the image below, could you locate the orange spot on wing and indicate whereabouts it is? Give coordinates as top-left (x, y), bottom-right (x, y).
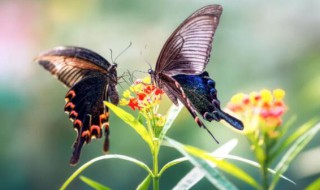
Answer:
top-left (99, 114), bottom-right (107, 124)
top-left (90, 125), bottom-right (101, 136)
top-left (194, 117), bottom-right (202, 127)
top-left (66, 90), bottom-right (76, 99)
top-left (74, 119), bottom-right (83, 128)
top-left (65, 102), bottom-right (75, 111)
top-left (81, 130), bottom-right (90, 137)
top-left (69, 110), bottom-right (78, 119)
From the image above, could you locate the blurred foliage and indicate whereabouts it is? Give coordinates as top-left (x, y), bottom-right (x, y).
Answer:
top-left (0, 0), bottom-right (319, 189)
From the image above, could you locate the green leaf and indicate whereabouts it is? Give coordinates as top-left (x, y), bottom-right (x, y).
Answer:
top-left (79, 176), bottom-right (111, 190)
top-left (270, 118), bottom-right (318, 161)
top-left (104, 102), bottom-right (153, 150)
top-left (165, 137), bottom-right (256, 190)
top-left (159, 157), bottom-right (188, 176)
top-left (159, 103), bottom-right (184, 142)
top-left (136, 174), bottom-right (152, 190)
top-left (60, 154), bottom-right (152, 190)
top-left (225, 155), bottom-right (295, 185)
top-left (269, 122), bottom-right (320, 190)
top-left (305, 177), bottom-right (320, 190)
top-left (172, 139), bottom-right (239, 190)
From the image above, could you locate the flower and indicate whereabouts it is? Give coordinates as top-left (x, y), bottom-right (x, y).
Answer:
top-left (120, 76), bottom-right (166, 137)
top-left (226, 89), bottom-right (287, 138)
top-left (121, 76), bottom-right (164, 111)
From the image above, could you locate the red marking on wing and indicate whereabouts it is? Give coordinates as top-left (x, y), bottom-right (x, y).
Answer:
top-left (66, 90), bottom-right (76, 100)
top-left (99, 114), bottom-right (107, 125)
top-left (65, 102), bottom-right (75, 111)
top-left (194, 116), bottom-right (202, 127)
top-left (74, 119), bottom-right (83, 128)
top-left (69, 110), bottom-right (78, 119)
top-left (81, 130), bottom-right (90, 138)
top-left (90, 125), bottom-right (101, 136)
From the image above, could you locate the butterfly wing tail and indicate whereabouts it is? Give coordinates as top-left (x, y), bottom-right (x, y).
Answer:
top-left (216, 110), bottom-right (244, 130)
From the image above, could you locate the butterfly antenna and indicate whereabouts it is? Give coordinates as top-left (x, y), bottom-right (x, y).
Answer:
top-left (127, 69), bottom-right (135, 84)
top-left (114, 41), bottom-right (132, 63)
top-left (145, 59), bottom-right (153, 70)
top-left (109, 49), bottom-right (114, 63)
top-left (204, 126), bottom-right (219, 144)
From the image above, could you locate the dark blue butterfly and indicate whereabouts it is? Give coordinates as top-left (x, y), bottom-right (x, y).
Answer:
top-left (149, 5), bottom-right (243, 141)
top-left (36, 47), bottom-right (119, 165)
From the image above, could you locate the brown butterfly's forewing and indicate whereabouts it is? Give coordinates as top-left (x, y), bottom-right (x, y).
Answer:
top-left (37, 46), bottom-right (119, 165)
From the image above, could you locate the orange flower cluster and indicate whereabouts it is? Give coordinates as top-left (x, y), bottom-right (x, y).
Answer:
top-left (120, 77), bottom-right (164, 111)
top-left (120, 77), bottom-right (166, 136)
top-left (226, 89), bottom-right (287, 137)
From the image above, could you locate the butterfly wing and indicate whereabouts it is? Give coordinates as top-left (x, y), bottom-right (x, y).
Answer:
top-left (37, 46), bottom-right (118, 165)
top-left (36, 46), bottom-right (111, 87)
top-left (65, 74), bottom-right (112, 165)
top-left (154, 5), bottom-right (243, 135)
top-left (155, 5), bottom-right (222, 75)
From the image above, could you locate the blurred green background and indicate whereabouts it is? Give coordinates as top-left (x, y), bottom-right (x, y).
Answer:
top-left (1, 0), bottom-right (319, 189)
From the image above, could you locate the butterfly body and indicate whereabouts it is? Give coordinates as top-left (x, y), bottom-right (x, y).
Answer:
top-left (37, 46), bottom-right (118, 165)
top-left (150, 5), bottom-right (243, 139)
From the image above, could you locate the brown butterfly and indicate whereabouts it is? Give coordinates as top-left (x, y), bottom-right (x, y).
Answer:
top-left (36, 46), bottom-right (119, 165)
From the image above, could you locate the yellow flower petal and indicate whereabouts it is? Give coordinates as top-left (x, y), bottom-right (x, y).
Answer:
top-left (123, 90), bottom-right (131, 98)
top-left (142, 76), bottom-right (151, 84)
top-left (260, 89), bottom-right (272, 103)
top-left (119, 98), bottom-right (129, 106)
top-left (273, 89), bottom-right (285, 101)
top-left (230, 93), bottom-right (245, 104)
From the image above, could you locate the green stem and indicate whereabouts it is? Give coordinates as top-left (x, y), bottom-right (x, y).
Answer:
top-left (261, 133), bottom-right (269, 190)
top-left (152, 140), bottom-right (160, 190)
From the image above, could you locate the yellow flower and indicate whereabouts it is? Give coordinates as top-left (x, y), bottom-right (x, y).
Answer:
top-left (227, 88), bottom-right (287, 138)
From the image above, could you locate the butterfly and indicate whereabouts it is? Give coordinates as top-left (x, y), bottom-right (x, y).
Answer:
top-left (36, 46), bottom-right (119, 165)
top-left (148, 5), bottom-right (244, 141)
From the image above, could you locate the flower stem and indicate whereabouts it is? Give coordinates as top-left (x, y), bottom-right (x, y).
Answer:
top-left (152, 139), bottom-right (160, 190)
top-left (261, 133), bottom-right (269, 190)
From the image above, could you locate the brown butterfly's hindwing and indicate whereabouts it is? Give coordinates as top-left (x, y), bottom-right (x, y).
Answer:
top-left (37, 46), bottom-right (118, 165)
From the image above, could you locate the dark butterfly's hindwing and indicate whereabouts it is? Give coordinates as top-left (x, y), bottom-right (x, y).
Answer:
top-left (37, 46), bottom-right (118, 165)
top-left (152, 5), bottom-right (243, 139)
top-left (173, 73), bottom-right (243, 130)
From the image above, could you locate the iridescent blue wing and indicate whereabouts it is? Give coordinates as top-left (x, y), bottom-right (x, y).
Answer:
top-left (36, 46), bottom-right (118, 165)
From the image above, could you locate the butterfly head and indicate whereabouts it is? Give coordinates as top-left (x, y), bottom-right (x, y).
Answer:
top-left (147, 69), bottom-right (154, 75)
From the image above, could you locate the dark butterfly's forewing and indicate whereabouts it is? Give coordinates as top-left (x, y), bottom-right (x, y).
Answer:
top-left (152, 5), bottom-right (243, 139)
top-left (155, 5), bottom-right (222, 75)
top-left (36, 46), bottom-right (118, 165)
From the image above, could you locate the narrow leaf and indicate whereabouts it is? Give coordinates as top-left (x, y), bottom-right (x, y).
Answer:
top-left (305, 177), bottom-right (320, 190)
top-left (159, 103), bottom-right (184, 142)
top-left (136, 174), bottom-right (152, 190)
top-left (182, 144), bottom-right (259, 189)
top-left (270, 118), bottom-right (318, 161)
top-left (79, 176), bottom-right (111, 190)
top-left (173, 139), bottom-right (238, 190)
top-left (225, 155), bottom-right (295, 185)
top-left (60, 154), bottom-right (152, 190)
top-left (104, 102), bottom-right (153, 150)
top-left (159, 157), bottom-right (188, 176)
top-left (270, 122), bottom-right (320, 189)
top-left (165, 137), bottom-right (240, 190)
